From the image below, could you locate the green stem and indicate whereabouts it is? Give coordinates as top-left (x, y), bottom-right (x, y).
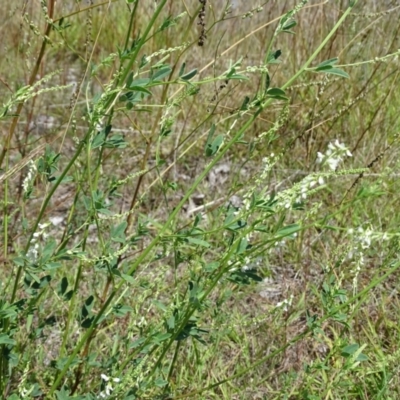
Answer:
top-left (281, 1), bottom-right (357, 91)
top-left (10, 135), bottom-right (90, 305)
top-left (165, 340), bottom-right (181, 392)
top-left (47, 1), bottom-right (168, 395)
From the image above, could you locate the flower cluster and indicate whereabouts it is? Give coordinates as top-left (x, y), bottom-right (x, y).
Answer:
top-left (145, 42), bottom-right (188, 63)
top-left (276, 174), bottom-right (325, 210)
top-left (347, 226), bottom-right (389, 260)
top-left (346, 226), bottom-right (390, 293)
top-left (296, 175), bottom-right (325, 204)
top-left (276, 294), bottom-right (294, 312)
top-left (242, 6), bottom-right (263, 19)
top-left (316, 139), bottom-right (352, 171)
top-left (260, 154), bottom-right (277, 180)
top-left (23, 160), bottom-right (37, 199)
top-left (26, 223), bottom-right (49, 261)
top-left (99, 374), bottom-right (121, 399)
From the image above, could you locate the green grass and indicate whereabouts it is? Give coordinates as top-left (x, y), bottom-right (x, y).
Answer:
top-left (1, 0), bottom-right (400, 398)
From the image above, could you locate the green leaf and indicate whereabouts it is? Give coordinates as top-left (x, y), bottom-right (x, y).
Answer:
top-left (315, 58), bottom-right (338, 69)
top-left (25, 274), bottom-right (51, 290)
top-left (187, 237), bottom-right (211, 248)
top-left (42, 239), bottom-right (57, 262)
top-left (276, 223), bottom-right (300, 238)
top-left (152, 300), bottom-right (167, 312)
top-left (91, 131), bottom-right (106, 149)
top-left (178, 62), bottom-right (186, 77)
top-left (240, 96), bottom-right (250, 110)
top-left (312, 58), bottom-right (349, 78)
top-left (98, 208), bottom-right (113, 215)
top-left (236, 237), bottom-right (249, 254)
top-left (151, 332), bottom-right (172, 344)
top-left (112, 303), bottom-right (133, 317)
top-left (318, 67), bottom-right (349, 79)
top-left (204, 261), bottom-right (219, 272)
top-left (129, 78), bottom-right (151, 87)
top-left (129, 337), bottom-right (146, 349)
top-left (225, 220), bottom-right (246, 231)
top-left (267, 88), bottom-right (286, 96)
top-left (104, 134), bottom-right (128, 149)
top-left (159, 15), bottom-right (178, 31)
top-left (151, 66), bottom-right (172, 81)
top-left (227, 74), bottom-right (249, 80)
top-left (7, 395), bottom-right (22, 400)
top-left (59, 283), bottom-right (73, 301)
top-left (266, 87), bottom-right (288, 100)
top-left (44, 262), bottom-right (62, 270)
top-left (281, 19), bottom-right (297, 33)
top-left (127, 85), bottom-right (152, 95)
top-left (264, 73), bottom-right (270, 92)
top-left (180, 68), bottom-right (198, 81)
top-left (0, 302), bottom-right (18, 320)
top-left (228, 269), bottom-right (262, 285)
top-left (154, 377), bottom-right (168, 387)
top-left (111, 221), bottom-right (127, 243)
top-left (205, 134), bottom-right (224, 157)
top-left (55, 387), bottom-right (73, 400)
top-left (356, 353), bottom-right (368, 362)
top-left (267, 49), bottom-right (282, 63)
top-left (204, 124), bottom-right (216, 154)
top-left (121, 273), bottom-right (135, 284)
top-left (166, 315), bottom-right (175, 331)
top-left (13, 256), bottom-right (25, 267)
top-left (193, 213), bottom-right (202, 228)
top-left (56, 355), bottom-right (81, 371)
top-left (125, 71), bottom-right (134, 87)
top-left (341, 343), bottom-right (359, 356)
top-left (0, 333), bottom-right (16, 345)
top-left (341, 342), bottom-right (368, 362)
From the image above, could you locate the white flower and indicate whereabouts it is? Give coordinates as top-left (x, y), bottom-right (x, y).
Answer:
top-left (276, 295), bottom-right (294, 311)
top-left (316, 140), bottom-right (352, 171)
top-left (99, 374), bottom-right (120, 399)
top-left (49, 216), bottom-right (64, 226)
top-left (327, 157), bottom-right (340, 171)
top-left (23, 160), bottom-right (37, 194)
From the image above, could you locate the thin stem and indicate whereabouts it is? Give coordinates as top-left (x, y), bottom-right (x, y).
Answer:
top-left (281, 1), bottom-right (358, 90)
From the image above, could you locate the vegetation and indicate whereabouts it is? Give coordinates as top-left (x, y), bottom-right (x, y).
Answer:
top-left (1, 0), bottom-right (400, 398)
